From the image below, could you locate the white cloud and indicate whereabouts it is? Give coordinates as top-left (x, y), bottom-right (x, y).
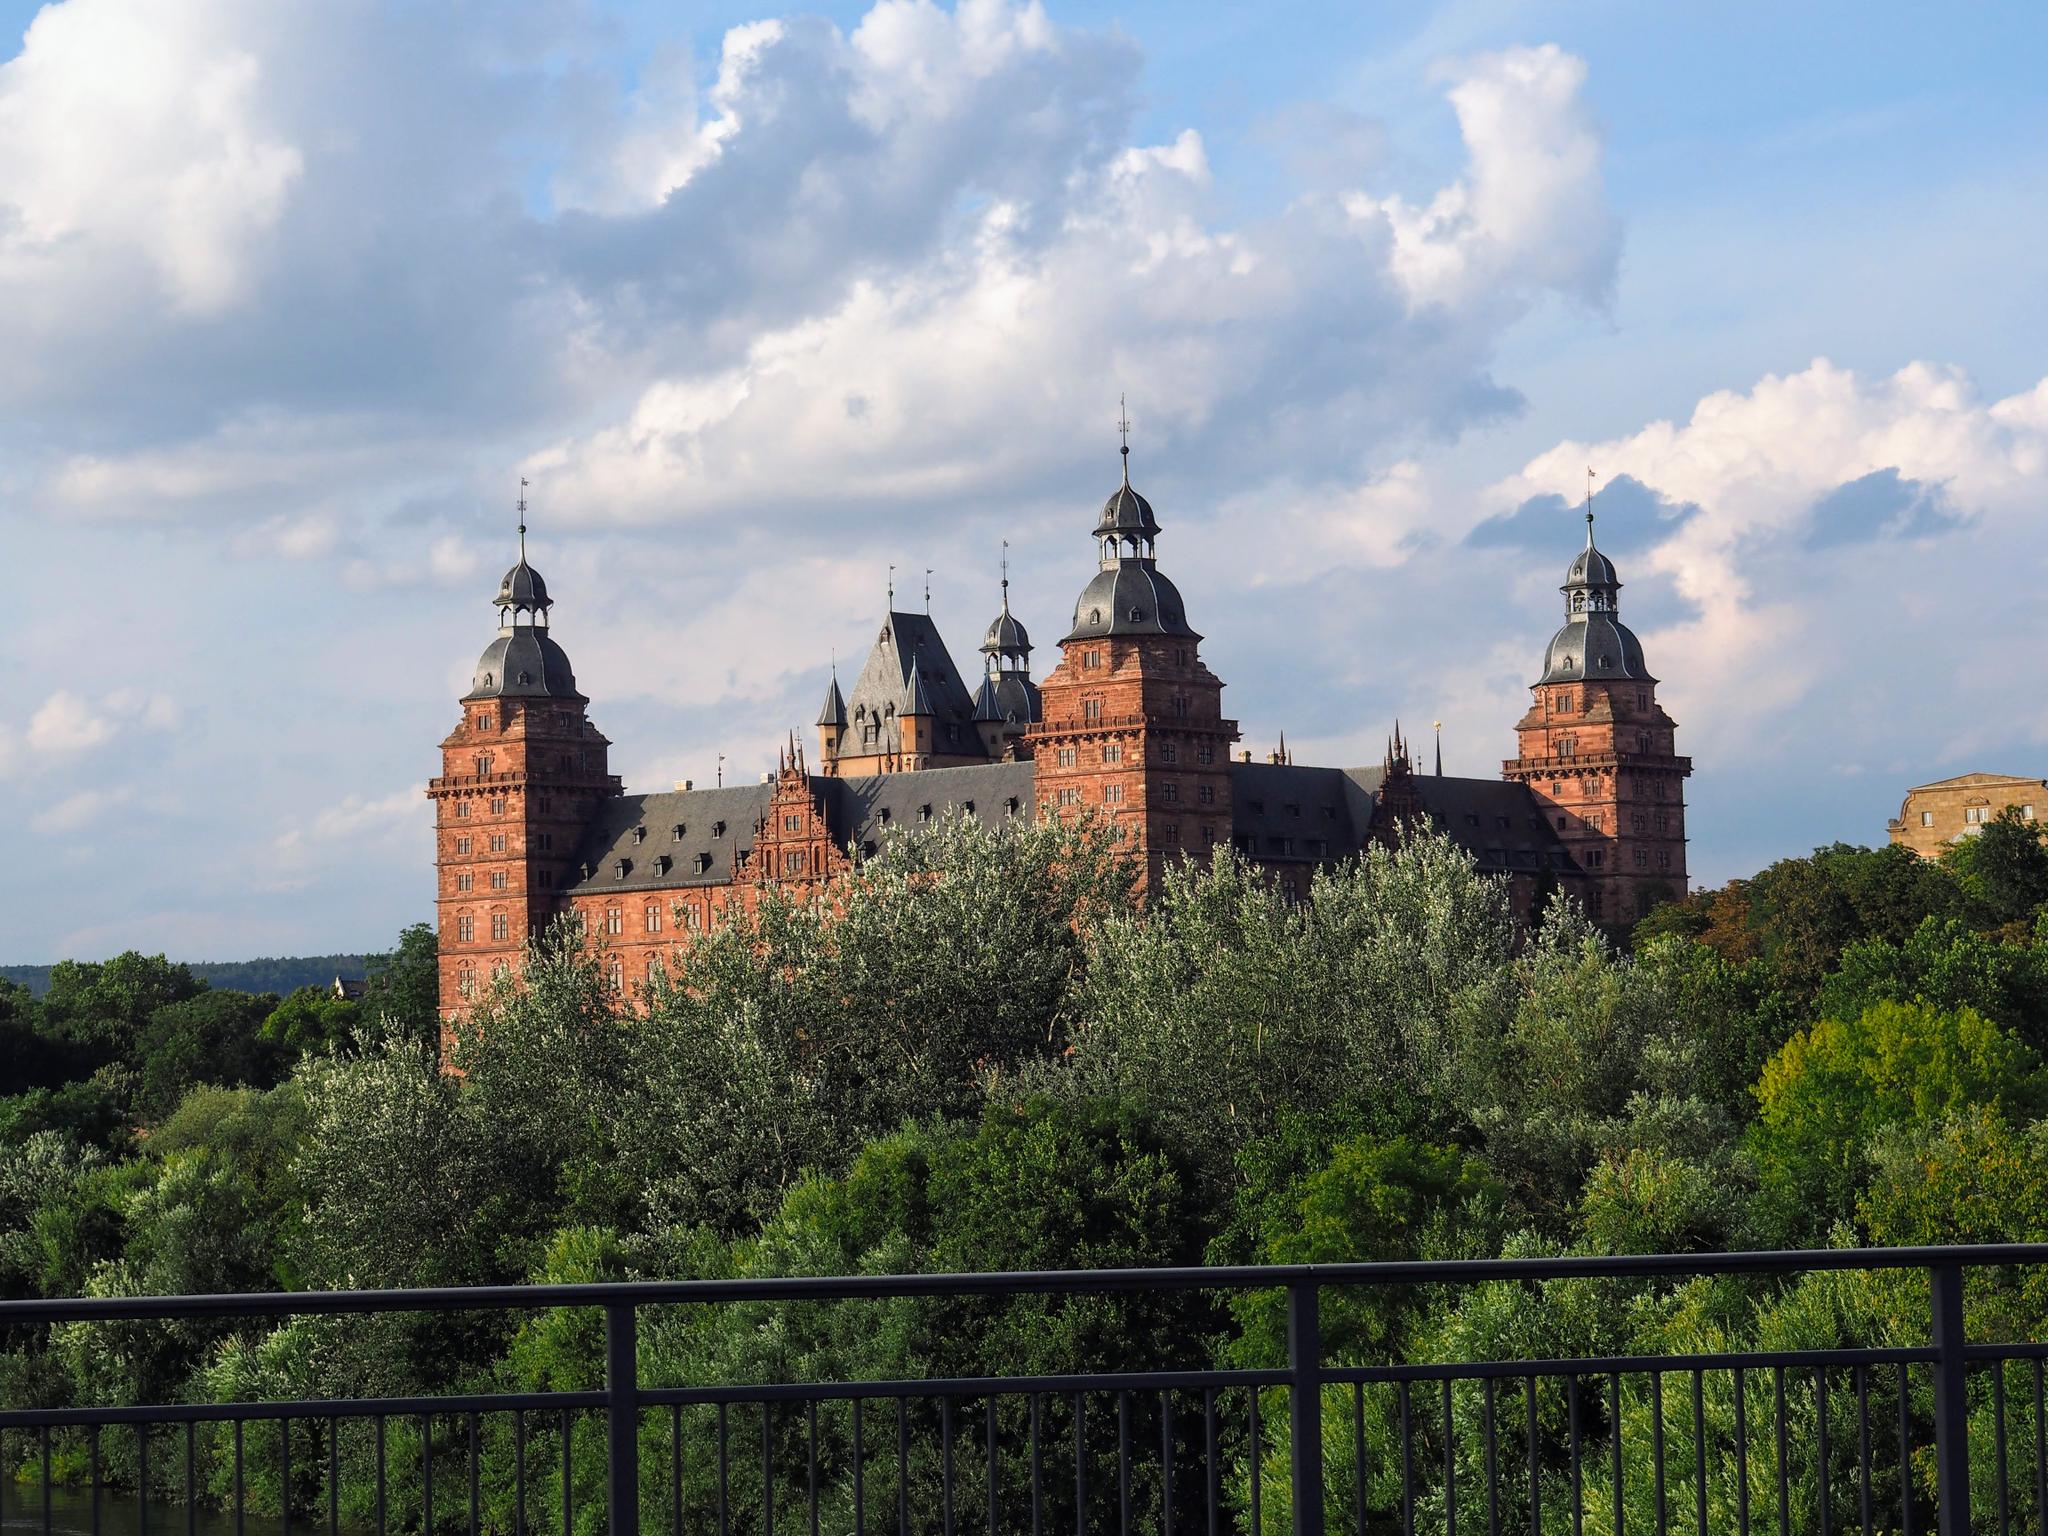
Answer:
top-left (529, 37), bottom-right (1613, 534)
top-left (0, 0), bottom-right (303, 314)
top-left (31, 787), bottom-right (133, 835)
top-left (17, 688), bottom-right (177, 765)
top-left (271, 790), bottom-right (428, 869)
top-left (1357, 44), bottom-right (1616, 312)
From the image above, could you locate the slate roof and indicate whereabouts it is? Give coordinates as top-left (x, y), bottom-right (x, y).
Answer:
top-left (1063, 561), bottom-right (1199, 642)
top-left (465, 626), bottom-right (582, 701)
top-left (837, 610), bottom-right (987, 759)
top-left (559, 759), bottom-right (1573, 898)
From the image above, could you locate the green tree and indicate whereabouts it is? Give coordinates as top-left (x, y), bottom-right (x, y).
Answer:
top-left (1942, 805), bottom-right (2048, 929)
top-left (1748, 1001), bottom-right (2046, 1243)
top-left (134, 990), bottom-right (285, 1123)
top-left (259, 986), bottom-right (365, 1057)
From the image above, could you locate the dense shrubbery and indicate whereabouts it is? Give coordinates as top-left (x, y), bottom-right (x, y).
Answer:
top-left (6, 806), bottom-right (2048, 1529)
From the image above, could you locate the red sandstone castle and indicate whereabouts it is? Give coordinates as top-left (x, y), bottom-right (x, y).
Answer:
top-left (429, 448), bottom-right (1690, 1016)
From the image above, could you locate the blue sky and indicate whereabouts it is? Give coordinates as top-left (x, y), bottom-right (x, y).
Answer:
top-left (2, 0), bottom-right (2045, 961)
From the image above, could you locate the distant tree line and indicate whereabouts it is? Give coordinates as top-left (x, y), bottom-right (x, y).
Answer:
top-left (4, 808), bottom-right (2048, 1532)
top-left (1, 955), bottom-right (374, 1001)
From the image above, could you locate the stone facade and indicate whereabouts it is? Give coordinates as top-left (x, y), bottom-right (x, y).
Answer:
top-left (1888, 773), bottom-right (2046, 857)
top-left (430, 468), bottom-right (1689, 1021)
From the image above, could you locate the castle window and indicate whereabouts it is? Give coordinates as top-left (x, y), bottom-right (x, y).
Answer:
top-left (1635, 848), bottom-right (1649, 868)
top-left (615, 859), bottom-right (631, 880)
top-left (457, 966), bottom-right (474, 998)
top-left (1102, 744), bottom-right (1123, 765)
top-left (1965, 806), bottom-right (1987, 825)
top-left (490, 797), bottom-right (507, 815)
top-left (456, 916), bottom-right (474, 943)
top-left (712, 821), bottom-right (726, 838)
top-left (646, 957), bottom-right (661, 984)
top-left (1632, 813), bottom-right (1647, 834)
top-left (535, 833), bottom-right (552, 851)
top-left (1636, 691), bottom-right (1648, 710)
top-left (1555, 692), bottom-right (1572, 712)
top-left (1310, 839), bottom-right (1328, 858)
top-left (962, 800), bottom-right (975, 814)
top-left (1057, 747), bottom-right (1077, 767)
top-left (1920, 810), bottom-right (1934, 827)
top-left (608, 960), bottom-right (623, 993)
top-left (491, 914), bottom-right (510, 941)
top-left (862, 840), bottom-right (877, 856)
top-left (490, 871), bottom-right (507, 890)
top-left (1586, 849), bottom-right (1604, 869)
top-left (2025, 806), bottom-right (2036, 821)
top-left (456, 836), bottom-right (472, 854)
top-left (492, 959), bottom-right (512, 981)
top-left (784, 815), bottom-right (802, 832)
top-left (477, 755), bottom-right (494, 775)
top-left (878, 808), bottom-right (891, 823)
top-left (1176, 648), bottom-right (1190, 666)
top-left (1656, 850), bottom-right (1672, 870)
top-left (1161, 783), bottom-right (1179, 802)
top-left (605, 908), bottom-right (623, 935)
top-left (645, 905), bottom-right (662, 933)
top-left (457, 873), bottom-right (473, 892)
top-left (1199, 785), bottom-right (1216, 804)
top-left (784, 850), bottom-right (803, 874)
top-left (673, 824), bottom-right (687, 840)
top-left (1083, 698), bottom-right (1103, 723)
top-left (537, 871), bottom-right (553, 889)
top-left (695, 852), bottom-right (713, 873)
top-left (537, 798), bottom-right (552, 815)
top-left (683, 904), bottom-right (702, 930)
top-left (1557, 815), bottom-right (1569, 830)
top-left (1653, 812), bottom-right (1668, 834)
top-left (1084, 650), bottom-right (1102, 670)
top-left (455, 803), bottom-right (471, 819)
top-left (1196, 744), bottom-right (1215, 765)
top-left (1057, 788), bottom-right (1083, 807)
top-left (654, 854), bottom-right (672, 875)
top-left (1160, 743), bottom-right (1178, 764)
top-left (632, 826), bottom-right (646, 844)
top-left (1172, 695), bottom-right (1190, 718)
top-left (490, 835), bottom-right (507, 852)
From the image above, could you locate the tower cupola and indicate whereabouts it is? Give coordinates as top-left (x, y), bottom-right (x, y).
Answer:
top-left (468, 488), bottom-right (581, 701)
top-left (1538, 505), bottom-right (1649, 684)
top-left (1064, 411), bottom-right (1198, 643)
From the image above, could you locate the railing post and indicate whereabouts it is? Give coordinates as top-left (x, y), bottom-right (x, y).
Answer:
top-left (1931, 1263), bottom-right (1970, 1536)
top-left (606, 1302), bottom-right (640, 1536)
top-left (1288, 1281), bottom-right (1325, 1536)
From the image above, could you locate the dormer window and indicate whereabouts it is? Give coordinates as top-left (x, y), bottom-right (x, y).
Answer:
top-left (712, 821), bottom-right (726, 839)
top-left (1006, 797), bottom-right (1020, 815)
top-left (879, 807), bottom-right (891, 824)
top-left (962, 800), bottom-right (975, 814)
top-left (672, 824), bottom-right (686, 840)
top-left (614, 859), bottom-right (631, 880)
top-left (695, 852), bottom-right (713, 873)
top-left (632, 826), bottom-right (646, 844)
top-left (918, 804), bottom-right (933, 822)
top-left (654, 855), bottom-right (673, 875)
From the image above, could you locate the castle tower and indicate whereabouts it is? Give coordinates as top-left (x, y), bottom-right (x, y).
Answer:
top-left (1502, 498), bottom-right (1690, 925)
top-left (816, 666), bottom-right (846, 773)
top-left (1026, 417), bottom-right (1238, 890)
top-left (428, 496), bottom-right (619, 1022)
top-left (970, 552), bottom-right (1042, 760)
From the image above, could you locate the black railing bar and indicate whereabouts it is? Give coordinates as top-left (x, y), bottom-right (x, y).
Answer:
top-left (1965, 1343), bottom-right (2048, 1361)
top-left (638, 1369), bottom-right (1288, 1406)
top-left (0, 1392), bottom-right (608, 1430)
top-left (13, 1243), bottom-right (2048, 1322)
top-left (1324, 1346), bottom-right (1937, 1384)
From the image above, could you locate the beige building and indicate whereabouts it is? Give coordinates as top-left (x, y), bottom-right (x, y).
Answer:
top-left (1888, 772), bottom-right (2045, 857)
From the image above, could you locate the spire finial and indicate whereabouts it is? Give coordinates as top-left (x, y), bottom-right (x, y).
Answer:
top-left (1433, 720), bottom-right (1443, 777)
top-left (887, 563), bottom-right (895, 609)
top-left (1000, 539), bottom-right (1010, 610)
top-left (1585, 467), bottom-right (1598, 545)
top-left (925, 568), bottom-right (933, 615)
top-left (517, 476), bottom-right (529, 562)
top-left (1117, 394), bottom-right (1131, 485)
top-left (716, 752), bottom-right (725, 788)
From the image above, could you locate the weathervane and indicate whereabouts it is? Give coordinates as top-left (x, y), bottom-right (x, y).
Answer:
top-left (1117, 394), bottom-right (1132, 480)
top-left (925, 568), bottom-right (934, 614)
top-left (1586, 467), bottom-right (1598, 534)
top-left (517, 477), bottom-right (529, 561)
top-left (887, 563), bottom-right (895, 609)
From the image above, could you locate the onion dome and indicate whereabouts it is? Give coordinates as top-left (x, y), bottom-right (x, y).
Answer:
top-left (983, 604), bottom-right (1031, 657)
top-left (1538, 509), bottom-right (1652, 683)
top-left (1063, 437), bottom-right (1198, 642)
top-left (466, 627), bottom-right (580, 700)
top-left (495, 559), bottom-right (551, 616)
top-left (817, 669), bottom-right (847, 728)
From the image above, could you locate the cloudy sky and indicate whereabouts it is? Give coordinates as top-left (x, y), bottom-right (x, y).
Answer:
top-left (2, 0), bottom-right (2046, 961)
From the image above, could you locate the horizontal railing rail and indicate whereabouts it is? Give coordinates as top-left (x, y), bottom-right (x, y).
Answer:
top-left (6, 1245), bottom-right (2048, 1536)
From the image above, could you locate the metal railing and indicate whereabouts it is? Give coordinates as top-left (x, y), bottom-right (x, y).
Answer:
top-left (6, 1244), bottom-right (2048, 1536)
